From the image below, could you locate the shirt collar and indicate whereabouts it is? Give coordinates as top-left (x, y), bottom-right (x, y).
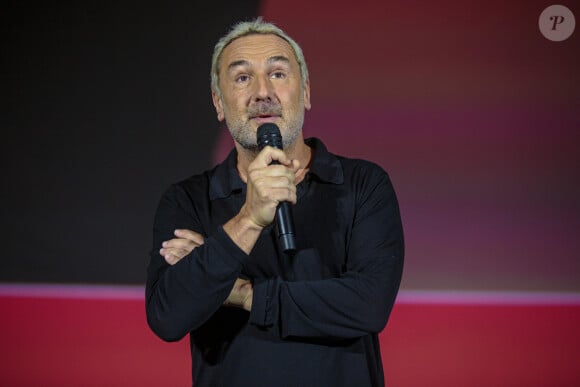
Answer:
top-left (209, 149), bottom-right (244, 200)
top-left (209, 137), bottom-right (343, 200)
top-left (304, 137), bottom-right (344, 185)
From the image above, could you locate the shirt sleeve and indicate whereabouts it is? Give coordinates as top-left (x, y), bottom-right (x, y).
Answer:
top-left (248, 166), bottom-right (404, 340)
top-left (145, 184), bottom-right (248, 342)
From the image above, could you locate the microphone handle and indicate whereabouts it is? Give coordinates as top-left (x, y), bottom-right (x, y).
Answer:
top-left (276, 202), bottom-right (296, 252)
top-left (270, 160), bottom-right (296, 253)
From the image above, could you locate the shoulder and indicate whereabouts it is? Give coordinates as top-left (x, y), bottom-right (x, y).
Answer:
top-left (158, 163), bottom-right (220, 212)
top-left (153, 167), bottom-right (218, 233)
top-left (154, 174), bottom-right (205, 221)
top-left (329, 156), bottom-right (398, 215)
top-left (157, 148), bottom-right (238, 217)
top-left (337, 156), bottom-right (388, 176)
top-left (172, 170), bottom-right (212, 197)
top-left (306, 137), bottom-right (391, 187)
top-left (335, 155), bottom-right (393, 189)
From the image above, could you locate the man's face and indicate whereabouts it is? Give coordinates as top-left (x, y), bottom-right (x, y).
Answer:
top-left (212, 34), bottom-right (311, 151)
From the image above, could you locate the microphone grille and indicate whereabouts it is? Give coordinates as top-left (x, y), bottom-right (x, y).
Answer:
top-left (257, 123), bottom-right (283, 150)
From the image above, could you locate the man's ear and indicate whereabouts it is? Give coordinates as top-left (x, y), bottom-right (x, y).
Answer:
top-left (211, 90), bottom-right (225, 121)
top-left (303, 78), bottom-right (311, 111)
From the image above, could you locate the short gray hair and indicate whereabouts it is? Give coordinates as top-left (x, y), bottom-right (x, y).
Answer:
top-left (211, 18), bottom-right (309, 97)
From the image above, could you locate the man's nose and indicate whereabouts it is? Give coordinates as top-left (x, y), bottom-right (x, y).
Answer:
top-left (253, 74), bottom-right (274, 101)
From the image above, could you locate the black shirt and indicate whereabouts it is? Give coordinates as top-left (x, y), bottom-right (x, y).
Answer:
top-left (146, 138), bottom-right (404, 386)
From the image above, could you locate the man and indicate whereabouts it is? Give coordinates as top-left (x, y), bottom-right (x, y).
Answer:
top-left (146, 19), bottom-right (404, 386)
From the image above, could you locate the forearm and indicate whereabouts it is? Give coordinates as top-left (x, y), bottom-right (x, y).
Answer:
top-left (249, 254), bottom-right (403, 340)
top-left (222, 205), bottom-right (263, 255)
top-left (146, 226), bottom-right (248, 341)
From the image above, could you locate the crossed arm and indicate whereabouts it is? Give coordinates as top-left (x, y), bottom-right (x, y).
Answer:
top-left (160, 228), bottom-right (253, 312)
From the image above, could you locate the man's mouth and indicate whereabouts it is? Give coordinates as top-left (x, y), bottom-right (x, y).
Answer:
top-left (250, 114), bottom-right (280, 123)
top-left (248, 101), bottom-right (283, 122)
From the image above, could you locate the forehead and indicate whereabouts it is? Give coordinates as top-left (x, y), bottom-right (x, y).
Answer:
top-left (220, 34), bottom-right (298, 68)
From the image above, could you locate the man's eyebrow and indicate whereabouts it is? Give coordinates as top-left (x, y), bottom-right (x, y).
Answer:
top-left (268, 55), bottom-right (290, 65)
top-left (227, 60), bottom-right (250, 72)
top-left (226, 56), bottom-right (291, 72)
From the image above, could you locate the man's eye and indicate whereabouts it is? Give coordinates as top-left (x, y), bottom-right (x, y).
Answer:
top-left (235, 75), bottom-right (250, 83)
top-left (271, 71), bottom-right (286, 79)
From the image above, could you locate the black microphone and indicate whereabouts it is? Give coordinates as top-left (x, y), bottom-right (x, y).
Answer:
top-left (256, 123), bottom-right (297, 253)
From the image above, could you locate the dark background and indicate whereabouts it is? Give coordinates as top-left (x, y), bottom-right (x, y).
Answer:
top-left (2, 1), bottom-right (579, 291)
top-left (2, 1), bottom-right (259, 283)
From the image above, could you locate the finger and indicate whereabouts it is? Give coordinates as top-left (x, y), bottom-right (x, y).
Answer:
top-left (249, 167), bottom-right (296, 189)
top-left (270, 187), bottom-right (297, 204)
top-left (163, 253), bottom-right (184, 266)
top-left (253, 175), bottom-right (297, 191)
top-left (250, 185), bottom-right (297, 207)
top-left (259, 164), bottom-right (296, 181)
top-left (160, 247), bottom-right (191, 259)
top-left (288, 159), bottom-right (301, 174)
top-left (160, 246), bottom-right (190, 255)
top-left (254, 146), bottom-right (292, 167)
top-left (174, 229), bottom-right (205, 245)
top-left (224, 278), bottom-right (254, 308)
top-left (233, 278), bottom-right (252, 287)
top-left (162, 238), bottom-right (199, 250)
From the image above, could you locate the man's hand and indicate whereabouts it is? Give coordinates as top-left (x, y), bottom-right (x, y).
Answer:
top-left (223, 278), bottom-right (253, 312)
top-left (223, 146), bottom-right (300, 255)
top-left (160, 229), bottom-right (204, 265)
top-left (241, 146), bottom-right (300, 228)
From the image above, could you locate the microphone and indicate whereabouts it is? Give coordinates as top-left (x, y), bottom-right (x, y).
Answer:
top-left (256, 123), bottom-right (297, 253)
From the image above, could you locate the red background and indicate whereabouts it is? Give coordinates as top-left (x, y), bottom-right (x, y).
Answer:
top-left (2, 291), bottom-right (579, 386)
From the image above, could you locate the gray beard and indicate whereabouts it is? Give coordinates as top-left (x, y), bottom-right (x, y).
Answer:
top-left (223, 97), bottom-right (306, 152)
top-left (228, 125), bottom-right (260, 152)
top-left (227, 113), bottom-right (304, 153)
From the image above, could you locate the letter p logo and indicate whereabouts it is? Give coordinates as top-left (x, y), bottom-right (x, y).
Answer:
top-left (550, 15), bottom-right (565, 30)
top-left (539, 5), bottom-right (576, 41)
